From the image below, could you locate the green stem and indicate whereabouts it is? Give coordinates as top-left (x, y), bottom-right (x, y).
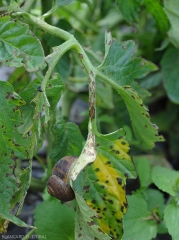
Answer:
top-left (16, 13), bottom-right (103, 134)
top-left (13, 13), bottom-right (95, 71)
top-left (34, 71), bottom-right (43, 82)
top-left (22, 229), bottom-right (36, 240)
top-left (96, 71), bottom-right (120, 90)
top-left (41, 39), bottom-right (75, 91)
top-left (68, 77), bottom-right (88, 82)
top-left (14, 12), bottom-right (72, 40)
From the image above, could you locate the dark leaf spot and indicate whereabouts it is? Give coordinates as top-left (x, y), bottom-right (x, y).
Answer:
top-left (124, 173), bottom-right (129, 178)
top-left (116, 177), bottom-right (122, 185)
top-left (87, 221), bottom-right (95, 226)
top-left (78, 53), bottom-right (83, 59)
top-left (83, 186), bottom-right (90, 191)
top-left (37, 86), bottom-right (43, 92)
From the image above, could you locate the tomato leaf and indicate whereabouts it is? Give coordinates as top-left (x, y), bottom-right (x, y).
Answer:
top-left (0, 16), bottom-right (44, 72)
top-left (73, 129), bottom-right (136, 239)
top-left (123, 194), bottom-right (158, 240)
top-left (98, 31), bottom-right (164, 150)
top-left (34, 199), bottom-right (75, 240)
top-left (0, 81), bottom-right (32, 231)
top-left (164, 202), bottom-right (179, 240)
top-left (116, 0), bottom-right (144, 23)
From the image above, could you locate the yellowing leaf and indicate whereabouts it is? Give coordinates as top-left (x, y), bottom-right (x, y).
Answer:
top-left (73, 129), bottom-right (136, 239)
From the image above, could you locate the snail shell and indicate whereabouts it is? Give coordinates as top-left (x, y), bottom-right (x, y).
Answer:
top-left (47, 156), bottom-right (77, 202)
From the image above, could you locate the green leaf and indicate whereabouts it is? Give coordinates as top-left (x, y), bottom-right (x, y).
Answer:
top-left (140, 72), bottom-right (162, 90)
top-left (50, 119), bottom-right (84, 162)
top-left (34, 199), bottom-right (75, 240)
top-left (122, 195), bottom-right (158, 240)
top-left (164, 202), bottom-right (179, 240)
top-left (164, 0), bottom-right (179, 49)
top-left (161, 47), bottom-right (179, 103)
top-left (75, 193), bottom-right (110, 240)
top-left (73, 129), bottom-right (136, 239)
top-left (151, 166), bottom-right (179, 196)
top-left (0, 81), bottom-right (31, 232)
top-left (130, 81), bottom-right (151, 99)
top-left (117, 0), bottom-right (144, 23)
top-left (134, 156), bottom-right (151, 187)
top-left (118, 86), bottom-right (164, 149)
top-left (0, 16), bottom-right (44, 72)
top-left (143, 189), bottom-right (165, 214)
top-left (144, 0), bottom-right (169, 34)
top-left (46, 74), bottom-right (64, 108)
top-left (97, 34), bottom-right (163, 149)
top-left (8, 67), bottom-right (30, 93)
top-left (98, 39), bottom-right (158, 86)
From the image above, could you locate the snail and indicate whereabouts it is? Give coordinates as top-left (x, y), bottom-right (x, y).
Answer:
top-left (47, 156), bottom-right (77, 202)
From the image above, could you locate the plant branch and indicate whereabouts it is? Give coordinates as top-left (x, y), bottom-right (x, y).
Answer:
top-left (22, 229), bottom-right (36, 240)
top-left (41, 39), bottom-right (75, 91)
top-left (13, 13), bottom-right (95, 73)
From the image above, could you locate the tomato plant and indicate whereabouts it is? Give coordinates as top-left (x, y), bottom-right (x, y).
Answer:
top-left (0, 0), bottom-right (179, 240)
